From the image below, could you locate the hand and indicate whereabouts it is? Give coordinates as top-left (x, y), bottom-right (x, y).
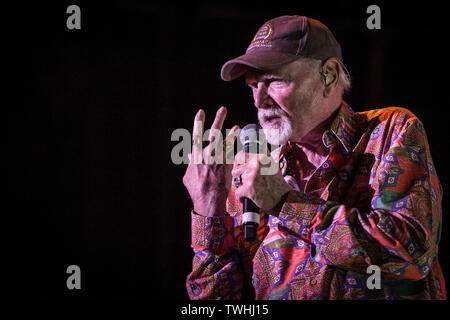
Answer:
top-left (182, 107), bottom-right (240, 217)
top-left (231, 151), bottom-right (292, 211)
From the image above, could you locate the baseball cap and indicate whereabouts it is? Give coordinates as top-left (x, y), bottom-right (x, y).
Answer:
top-left (221, 15), bottom-right (345, 81)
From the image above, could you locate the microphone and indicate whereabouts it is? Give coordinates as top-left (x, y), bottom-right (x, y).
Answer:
top-left (238, 124), bottom-right (265, 242)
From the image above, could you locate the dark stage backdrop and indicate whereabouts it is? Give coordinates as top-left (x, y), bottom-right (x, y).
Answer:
top-left (7, 0), bottom-right (449, 300)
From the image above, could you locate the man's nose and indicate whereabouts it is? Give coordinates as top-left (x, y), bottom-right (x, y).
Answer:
top-left (253, 83), bottom-right (272, 109)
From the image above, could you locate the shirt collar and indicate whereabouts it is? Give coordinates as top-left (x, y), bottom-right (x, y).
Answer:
top-left (324, 101), bottom-right (357, 152)
top-left (272, 101), bottom-right (357, 161)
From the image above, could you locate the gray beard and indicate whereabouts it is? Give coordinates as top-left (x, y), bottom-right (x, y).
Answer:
top-left (257, 109), bottom-right (293, 146)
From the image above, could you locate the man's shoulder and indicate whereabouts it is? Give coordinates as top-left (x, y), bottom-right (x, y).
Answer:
top-left (356, 106), bottom-right (418, 123)
top-left (350, 106), bottom-right (428, 147)
top-left (353, 106), bottom-right (424, 135)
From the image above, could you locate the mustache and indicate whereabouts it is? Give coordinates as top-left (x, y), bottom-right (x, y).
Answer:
top-left (257, 107), bottom-right (287, 122)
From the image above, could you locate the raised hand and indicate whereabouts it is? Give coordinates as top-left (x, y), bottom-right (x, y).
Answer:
top-left (182, 106), bottom-right (240, 217)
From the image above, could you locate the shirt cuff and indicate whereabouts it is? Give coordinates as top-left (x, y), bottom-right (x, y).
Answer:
top-left (191, 211), bottom-right (236, 251)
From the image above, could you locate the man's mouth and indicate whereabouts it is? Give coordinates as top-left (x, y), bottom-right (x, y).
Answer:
top-left (264, 115), bottom-right (281, 124)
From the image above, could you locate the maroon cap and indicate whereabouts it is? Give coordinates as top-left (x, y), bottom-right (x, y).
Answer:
top-left (221, 15), bottom-right (344, 81)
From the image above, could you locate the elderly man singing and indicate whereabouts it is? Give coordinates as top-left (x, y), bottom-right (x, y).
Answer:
top-left (182, 15), bottom-right (445, 299)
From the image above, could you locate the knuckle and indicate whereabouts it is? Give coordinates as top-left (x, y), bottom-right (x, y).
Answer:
top-left (182, 171), bottom-right (190, 183)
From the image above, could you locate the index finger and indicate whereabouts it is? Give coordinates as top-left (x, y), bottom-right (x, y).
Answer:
top-left (233, 150), bottom-right (251, 169)
top-left (192, 109), bottom-right (204, 164)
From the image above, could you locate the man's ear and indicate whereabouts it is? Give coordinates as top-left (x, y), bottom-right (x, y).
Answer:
top-left (321, 58), bottom-right (340, 97)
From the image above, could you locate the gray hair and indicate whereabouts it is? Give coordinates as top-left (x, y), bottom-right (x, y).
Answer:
top-left (338, 61), bottom-right (352, 96)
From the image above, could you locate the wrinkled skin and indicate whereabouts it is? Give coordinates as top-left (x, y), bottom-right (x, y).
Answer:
top-left (183, 58), bottom-right (343, 216)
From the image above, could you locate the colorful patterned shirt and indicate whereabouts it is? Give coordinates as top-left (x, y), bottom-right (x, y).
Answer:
top-left (187, 102), bottom-right (446, 300)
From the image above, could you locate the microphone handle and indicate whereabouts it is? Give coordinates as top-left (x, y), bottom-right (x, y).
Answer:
top-left (243, 198), bottom-right (259, 241)
top-left (243, 140), bottom-right (260, 241)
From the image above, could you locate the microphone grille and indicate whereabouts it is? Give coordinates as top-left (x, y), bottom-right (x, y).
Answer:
top-left (239, 123), bottom-right (265, 145)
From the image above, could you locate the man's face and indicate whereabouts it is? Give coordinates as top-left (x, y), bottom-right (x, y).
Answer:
top-left (245, 59), bottom-right (324, 145)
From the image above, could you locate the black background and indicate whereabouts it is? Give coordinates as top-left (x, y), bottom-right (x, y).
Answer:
top-left (7, 0), bottom-right (449, 300)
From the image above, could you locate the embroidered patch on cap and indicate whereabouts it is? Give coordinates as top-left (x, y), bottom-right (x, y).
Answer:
top-left (247, 23), bottom-right (273, 51)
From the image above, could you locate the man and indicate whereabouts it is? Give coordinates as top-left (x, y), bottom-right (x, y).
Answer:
top-left (182, 15), bottom-right (446, 299)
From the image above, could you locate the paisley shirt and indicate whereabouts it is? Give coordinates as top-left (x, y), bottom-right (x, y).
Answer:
top-left (187, 102), bottom-right (446, 300)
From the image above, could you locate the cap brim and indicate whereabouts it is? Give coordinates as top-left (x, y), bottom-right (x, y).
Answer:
top-left (220, 50), bottom-right (300, 81)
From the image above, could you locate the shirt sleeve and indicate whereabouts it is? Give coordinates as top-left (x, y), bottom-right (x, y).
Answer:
top-left (277, 115), bottom-right (443, 281)
top-left (186, 211), bottom-right (246, 299)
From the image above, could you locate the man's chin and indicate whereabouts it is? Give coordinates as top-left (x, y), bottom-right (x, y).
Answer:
top-left (261, 125), bottom-right (291, 146)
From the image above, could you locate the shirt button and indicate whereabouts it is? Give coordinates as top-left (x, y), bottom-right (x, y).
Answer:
top-left (279, 161), bottom-right (284, 169)
top-left (310, 279), bottom-right (317, 286)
